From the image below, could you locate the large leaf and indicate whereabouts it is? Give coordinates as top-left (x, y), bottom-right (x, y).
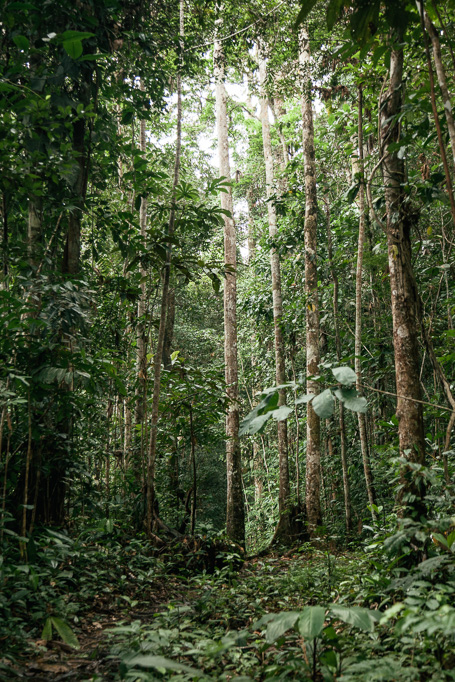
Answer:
top-left (295, 393), bottom-right (315, 405)
top-left (50, 617), bottom-right (80, 649)
top-left (312, 389), bottom-right (335, 419)
top-left (239, 412), bottom-right (272, 436)
top-left (297, 606), bottom-right (326, 640)
top-left (272, 406), bottom-right (293, 421)
top-left (295, 0), bottom-right (320, 27)
top-left (334, 388), bottom-right (368, 413)
top-left (41, 617), bottom-right (52, 641)
top-left (332, 366), bottom-right (356, 385)
top-left (330, 605), bottom-right (379, 633)
top-left (128, 654), bottom-right (203, 676)
top-left (266, 612), bottom-right (300, 643)
top-left (63, 39), bottom-right (83, 59)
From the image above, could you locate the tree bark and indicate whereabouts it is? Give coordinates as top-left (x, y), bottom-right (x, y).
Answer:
top-left (380, 35), bottom-right (426, 511)
top-left (325, 201), bottom-right (351, 533)
top-left (425, 11), bottom-right (455, 170)
top-left (354, 85), bottom-right (377, 519)
top-left (214, 19), bottom-right (245, 547)
top-left (258, 47), bottom-right (291, 539)
top-left (135, 109), bottom-right (148, 428)
top-left (300, 27), bottom-right (321, 532)
top-left (146, 0), bottom-right (184, 539)
top-left (62, 119), bottom-right (86, 275)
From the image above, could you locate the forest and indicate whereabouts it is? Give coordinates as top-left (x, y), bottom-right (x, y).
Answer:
top-left (1, 0), bottom-right (455, 679)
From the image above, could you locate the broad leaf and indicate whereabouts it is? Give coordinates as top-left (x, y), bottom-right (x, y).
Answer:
top-left (266, 611), bottom-right (300, 643)
top-left (332, 366), bottom-right (356, 385)
top-left (295, 393), bottom-right (314, 405)
top-left (312, 389), bottom-right (335, 419)
top-left (41, 617), bottom-right (52, 641)
top-left (13, 35), bottom-right (29, 50)
top-left (50, 617), bottom-right (80, 649)
top-left (334, 388), bottom-right (367, 413)
top-left (63, 39), bottom-right (83, 59)
top-left (330, 605), bottom-right (379, 632)
top-left (297, 606), bottom-right (326, 640)
top-left (239, 412), bottom-right (272, 436)
top-left (272, 406), bottom-right (293, 421)
top-left (295, 0), bottom-right (320, 27)
top-left (128, 655), bottom-right (203, 676)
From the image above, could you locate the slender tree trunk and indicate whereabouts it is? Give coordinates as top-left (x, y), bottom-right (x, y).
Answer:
top-left (425, 11), bottom-right (455, 170)
top-left (146, 0), bottom-right (184, 539)
top-left (354, 86), bottom-right (377, 519)
top-left (300, 27), bottom-right (321, 532)
top-left (62, 119), bottom-right (85, 275)
top-left (162, 287), bottom-right (176, 370)
top-left (258, 48), bottom-right (291, 539)
top-left (214, 18), bottom-right (245, 547)
top-left (27, 196), bottom-right (42, 267)
top-left (325, 201), bottom-right (351, 533)
top-left (135, 106), bottom-right (148, 428)
top-left (380, 35), bottom-right (426, 511)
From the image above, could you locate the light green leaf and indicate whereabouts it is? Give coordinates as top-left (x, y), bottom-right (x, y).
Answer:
top-left (272, 406), bottom-right (293, 421)
top-left (128, 655), bottom-right (203, 676)
top-left (332, 366), bottom-right (357, 385)
top-left (330, 605), bottom-right (378, 632)
top-left (334, 388), bottom-right (368, 413)
top-left (266, 611), bottom-right (300, 643)
top-left (312, 389), bottom-right (335, 419)
top-left (13, 35), bottom-right (30, 50)
top-left (295, 393), bottom-right (314, 405)
top-left (297, 606), bottom-right (326, 640)
top-left (63, 39), bottom-right (83, 59)
top-left (239, 412), bottom-right (272, 436)
top-left (41, 617), bottom-right (52, 641)
top-left (50, 617), bottom-right (80, 649)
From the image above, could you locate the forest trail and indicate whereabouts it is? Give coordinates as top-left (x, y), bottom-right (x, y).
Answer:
top-left (13, 551), bottom-right (317, 682)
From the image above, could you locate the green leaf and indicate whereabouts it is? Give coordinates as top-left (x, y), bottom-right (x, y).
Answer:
top-left (334, 388), bottom-right (368, 413)
top-left (63, 39), bottom-right (83, 59)
top-left (272, 405), bottom-right (293, 421)
top-left (297, 606), bottom-right (326, 640)
top-left (332, 366), bottom-right (357, 385)
top-left (239, 412), bottom-right (272, 436)
top-left (50, 617), bottom-right (80, 649)
top-left (41, 617), bottom-right (52, 641)
top-left (330, 605), bottom-right (378, 632)
top-left (128, 655), bottom-right (203, 676)
top-left (326, 0), bottom-right (344, 29)
top-left (295, 0), bottom-right (320, 27)
top-left (13, 35), bottom-right (29, 50)
top-left (265, 612), bottom-right (300, 643)
top-left (295, 393), bottom-right (315, 405)
top-left (60, 30), bottom-right (94, 41)
top-left (312, 389), bottom-right (335, 419)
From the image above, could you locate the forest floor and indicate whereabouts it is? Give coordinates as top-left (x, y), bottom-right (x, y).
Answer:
top-left (12, 546), bottom-right (344, 681)
top-left (5, 534), bottom-right (455, 681)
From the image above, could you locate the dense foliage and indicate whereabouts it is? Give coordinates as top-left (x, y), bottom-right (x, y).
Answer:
top-left (1, 0), bottom-right (455, 679)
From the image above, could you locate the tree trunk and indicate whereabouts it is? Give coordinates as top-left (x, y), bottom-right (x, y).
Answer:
top-left (354, 85), bottom-right (377, 519)
top-left (380, 36), bottom-right (426, 511)
top-left (300, 27), bottom-right (321, 532)
top-left (146, 0), bottom-right (184, 539)
top-left (425, 11), bottom-right (455, 170)
top-left (62, 119), bottom-right (85, 275)
top-left (214, 20), bottom-right (245, 547)
top-left (135, 108), bottom-right (148, 428)
top-left (325, 201), bottom-right (351, 533)
top-left (162, 287), bottom-right (176, 370)
top-left (258, 47), bottom-right (291, 540)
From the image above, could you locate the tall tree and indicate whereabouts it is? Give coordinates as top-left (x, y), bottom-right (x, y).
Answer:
top-left (258, 47), bottom-right (291, 540)
top-left (214, 16), bottom-right (245, 547)
top-left (380, 32), bottom-right (426, 509)
top-left (300, 27), bottom-right (322, 532)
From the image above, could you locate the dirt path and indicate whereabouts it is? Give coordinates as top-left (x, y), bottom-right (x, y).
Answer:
top-left (14, 577), bottom-right (194, 681)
